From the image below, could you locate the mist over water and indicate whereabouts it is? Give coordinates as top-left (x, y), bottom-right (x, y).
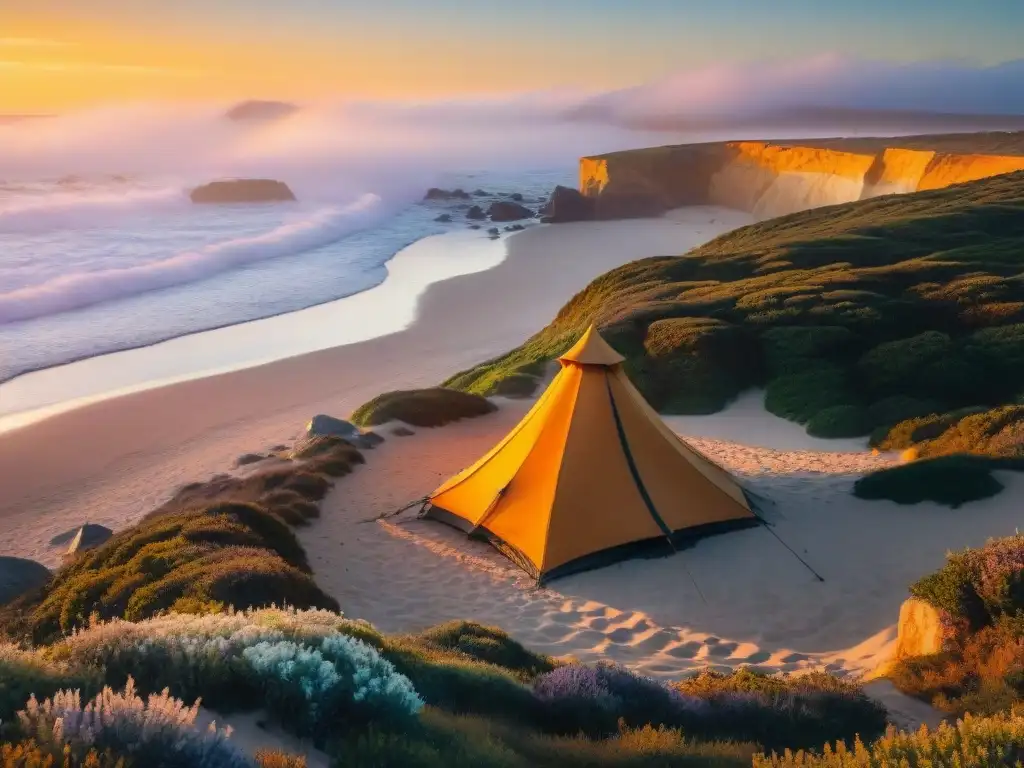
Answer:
top-left (1, 54), bottom-right (1021, 384)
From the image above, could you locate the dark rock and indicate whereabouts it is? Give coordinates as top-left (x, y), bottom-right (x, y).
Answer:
top-left (0, 557), bottom-right (50, 605)
top-left (305, 414), bottom-right (384, 449)
top-left (472, 189), bottom-right (489, 197)
top-left (466, 205), bottom-right (487, 220)
top-left (424, 188), bottom-right (470, 201)
top-left (269, 444), bottom-right (288, 453)
top-left (540, 216), bottom-right (553, 224)
top-left (226, 100), bottom-right (299, 122)
top-left (504, 192), bottom-right (524, 202)
top-left (190, 179), bottom-right (296, 204)
top-left (434, 213), bottom-right (452, 223)
top-left (487, 227), bottom-right (501, 236)
top-left (468, 224), bottom-right (482, 230)
top-left (391, 426), bottom-right (415, 437)
top-left (504, 224), bottom-right (526, 232)
top-left (487, 201), bottom-right (533, 222)
top-left (546, 185), bottom-right (596, 223)
top-left (234, 453), bottom-right (266, 467)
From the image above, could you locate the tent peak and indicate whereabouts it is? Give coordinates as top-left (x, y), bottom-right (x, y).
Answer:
top-left (558, 325), bottom-right (625, 366)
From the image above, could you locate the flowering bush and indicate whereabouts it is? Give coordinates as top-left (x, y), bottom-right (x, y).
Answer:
top-left (17, 678), bottom-right (252, 768)
top-left (49, 608), bottom-right (420, 739)
top-left (532, 663), bottom-right (886, 752)
top-left (533, 662), bottom-right (707, 737)
top-left (754, 712), bottom-right (1024, 767)
top-left (911, 533), bottom-right (1024, 633)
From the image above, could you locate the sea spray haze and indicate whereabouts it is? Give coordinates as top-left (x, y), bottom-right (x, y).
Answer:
top-left (0, 99), bottom-right (662, 385)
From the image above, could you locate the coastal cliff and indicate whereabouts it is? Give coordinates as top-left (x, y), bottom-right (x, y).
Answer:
top-left (581, 133), bottom-right (1024, 220)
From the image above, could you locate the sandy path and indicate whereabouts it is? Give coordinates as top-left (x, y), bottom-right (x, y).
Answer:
top-left (0, 209), bottom-right (750, 567)
top-left (299, 396), bottom-right (1024, 689)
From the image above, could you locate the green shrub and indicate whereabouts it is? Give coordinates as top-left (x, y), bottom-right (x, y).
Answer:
top-left (806, 405), bottom-right (872, 438)
top-left (0, 645), bottom-right (100, 724)
top-left (852, 455), bottom-right (1005, 507)
top-left (760, 326), bottom-right (857, 376)
top-left (753, 712), bottom-right (1024, 767)
top-left (867, 395), bottom-right (942, 431)
top-left (764, 367), bottom-right (856, 424)
top-left (415, 622), bottom-right (557, 679)
top-left (379, 637), bottom-right (539, 726)
top-left (857, 331), bottom-right (953, 393)
top-left (352, 388), bottom-right (497, 428)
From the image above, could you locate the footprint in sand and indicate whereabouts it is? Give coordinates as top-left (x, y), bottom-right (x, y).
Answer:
top-left (706, 641), bottom-right (738, 658)
top-left (665, 641), bottom-right (703, 659)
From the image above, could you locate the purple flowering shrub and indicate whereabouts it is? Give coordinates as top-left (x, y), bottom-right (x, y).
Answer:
top-left (911, 534), bottom-right (1024, 633)
top-left (532, 663), bottom-right (886, 752)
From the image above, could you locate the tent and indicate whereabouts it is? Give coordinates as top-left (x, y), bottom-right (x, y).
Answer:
top-left (423, 326), bottom-right (759, 582)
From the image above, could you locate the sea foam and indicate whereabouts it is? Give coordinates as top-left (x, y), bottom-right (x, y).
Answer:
top-left (0, 194), bottom-right (383, 324)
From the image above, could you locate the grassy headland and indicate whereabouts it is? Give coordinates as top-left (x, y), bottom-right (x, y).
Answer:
top-left (446, 172), bottom-right (1024, 463)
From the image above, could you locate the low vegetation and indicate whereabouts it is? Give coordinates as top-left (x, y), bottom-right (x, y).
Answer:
top-left (890, 534), bottom-right (1024, 717)
top-left (444, 172), bottom-right (1024, 465)
top-left (351, 387), bottom-right (497, 428)
top-left (851, 455), bottom-right (1009, 507)
top-left (0, 438), bottom-right (364, 646)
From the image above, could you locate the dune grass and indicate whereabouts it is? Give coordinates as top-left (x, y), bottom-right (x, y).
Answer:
top-left (442, 172), bottom-right (1024, 463)
top-left (0, 439), bottom-right (363, 646)
top-left (351, 388), bottom-right (497, 428)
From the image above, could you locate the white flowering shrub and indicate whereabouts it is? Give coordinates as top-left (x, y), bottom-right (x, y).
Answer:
top-left (47, 607), bottom-right (421, 739)
top-left (18, 677), bottom-right (253, 768)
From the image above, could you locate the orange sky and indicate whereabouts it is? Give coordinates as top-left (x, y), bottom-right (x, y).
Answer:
top-left (0, 15), bottom-right (619, 112)
top-left (3, 2), bottom-right (1022, 113)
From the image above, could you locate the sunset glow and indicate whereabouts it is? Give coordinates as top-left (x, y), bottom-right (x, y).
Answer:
top-left (4, 1), bottom-right (1023, 112)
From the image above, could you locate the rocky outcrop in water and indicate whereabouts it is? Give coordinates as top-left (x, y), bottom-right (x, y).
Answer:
top-left (466, 205), bottom-right (487, 221)
top-left (190, 179), bottom-right (296, 204)
top-left (545, 185), bottom-right (596, 223)
top-left (487, 201), bottom-right (533, 222)
top-left (424, 188), bottom-right (471, 200)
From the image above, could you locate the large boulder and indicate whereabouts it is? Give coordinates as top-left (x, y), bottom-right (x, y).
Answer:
top-left (466, 205), bottom-right (488, 221)
top-left (304, 414), bottom-right (383, 449)
top-left (893, 597), bottom-right (946, 660)
top-left (545, 185), bottom-right (596, 223)
top-left (487, 201), bottom-right (533, 222)
top-left (190, 179), bottom-right (296, 204)
top-left (0, 557), bottom-right (50, 605)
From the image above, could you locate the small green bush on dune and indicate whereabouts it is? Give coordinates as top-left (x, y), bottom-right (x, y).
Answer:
top-left (0, 453), bottom-right (348, 644)
top-left (852, 455), bottom-right (1005, 507)
top-left (351, 388), bottom-right (497, 428)
top-left (806, 404), bottom-right (873, 438)
top-left (764, 367), bottom-right (856, 424)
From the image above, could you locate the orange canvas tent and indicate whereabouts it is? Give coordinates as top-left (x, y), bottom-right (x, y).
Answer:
top-left (424, 326), bottom-right (758, 582)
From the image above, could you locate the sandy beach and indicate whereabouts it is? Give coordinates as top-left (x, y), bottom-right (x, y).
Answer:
top-left (0, 207), bottom-right (751, 564)
top-left (6, 205), bottom-right (1024, 737)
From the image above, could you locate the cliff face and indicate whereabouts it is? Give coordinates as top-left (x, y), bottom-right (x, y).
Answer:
top-left (581, 137), bottom-right (1024, 220)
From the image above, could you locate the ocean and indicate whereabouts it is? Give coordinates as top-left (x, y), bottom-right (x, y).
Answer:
top-left (0, 168), bottom-right (568, 385)
top-left (0, 102), bottom-right (693, 404)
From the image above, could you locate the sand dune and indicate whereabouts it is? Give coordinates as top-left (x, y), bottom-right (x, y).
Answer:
top-left (299, 395), bottom-right (1023, 695)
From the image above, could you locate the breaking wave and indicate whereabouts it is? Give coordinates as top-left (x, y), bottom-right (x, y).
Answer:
top-left (0, 194), bottom-right (384, 323)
